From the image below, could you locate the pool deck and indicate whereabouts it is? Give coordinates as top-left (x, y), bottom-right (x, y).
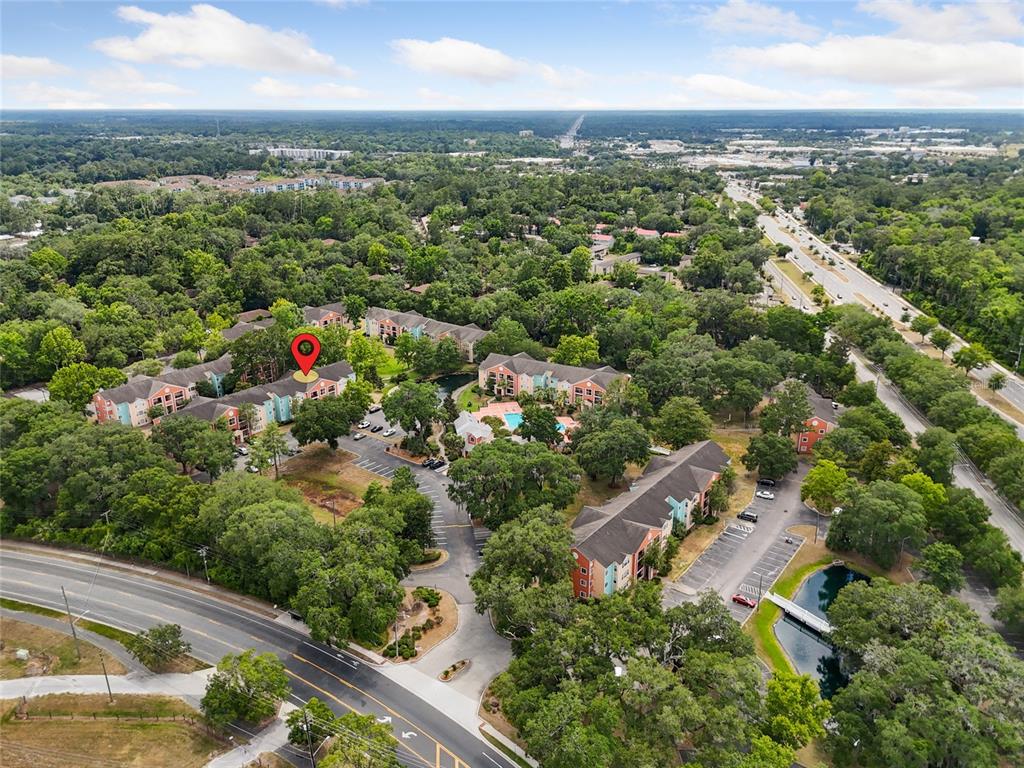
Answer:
top-left (474, 401), bottom-right (578, 436)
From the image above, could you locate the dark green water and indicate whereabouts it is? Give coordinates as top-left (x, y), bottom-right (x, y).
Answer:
top-left (773, 565), bottom-right (867, 698)
top-left (433, 373), bottom-right (476, 400)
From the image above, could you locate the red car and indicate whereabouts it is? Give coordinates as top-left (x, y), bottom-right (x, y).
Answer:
top-left (731, 594), bottom-right (757, 608)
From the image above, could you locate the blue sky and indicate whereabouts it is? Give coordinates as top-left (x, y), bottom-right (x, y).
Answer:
top-left (2, 1), bottom-right (1022, 109)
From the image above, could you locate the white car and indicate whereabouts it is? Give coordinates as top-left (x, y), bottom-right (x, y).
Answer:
top-left (235, 446), bottom-right (249, 456)
top-left (353, 432), bottom-right (367, 441)
top-left (245, 464), bottom-right (260, 473)
top-left (357, 420), bottom-right (371, 429)
top-left (755, 490), bottom-right (776, 500)
top-left (382, 428), bottom-right (396, 437)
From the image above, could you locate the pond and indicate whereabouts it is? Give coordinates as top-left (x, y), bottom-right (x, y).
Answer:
top-left (432, 372), bottom-right (476, 401)
top-left (773, 564), bottom-right (867, 699)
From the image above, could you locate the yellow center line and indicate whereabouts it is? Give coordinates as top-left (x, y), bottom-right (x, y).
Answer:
top-left (292, 653), bottom-right (474, 768)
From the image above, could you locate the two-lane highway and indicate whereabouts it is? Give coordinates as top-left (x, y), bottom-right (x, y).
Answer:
top-left (0, 547), bottom-right (518, 768)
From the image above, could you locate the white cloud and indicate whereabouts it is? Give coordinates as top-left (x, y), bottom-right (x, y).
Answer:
top-left (857, 0), bottom-right (1024, 42)
top-left (732, 36), bottom-right (1024, 90)
top-left (673, 73), bottom-right (788, 103)
top-left (537, 64), bottom-right (592, 90)
top-left (250, 76), bottom-right (368, 100)
top-left (699, 0), bottom-right (819, 40)
top-left (4, 81), bottom-right (108, 108)
top-left (1, 54), bottom-right (70, 79)
top-left (87, 65), bottom-right (192, 95)
top-left (416, 87), bottom-right (465, 106)
top-left (94, 4), bottom-right (350, 76)
top-left (391, 37), bottom-right (528, 83)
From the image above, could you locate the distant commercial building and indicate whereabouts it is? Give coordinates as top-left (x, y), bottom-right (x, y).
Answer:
top-left (251, 147), bottom-right (351, 160)
top-left (518, 130), bottom-right (534, 137)
top-left (571, 441), bottom-right (731, 598)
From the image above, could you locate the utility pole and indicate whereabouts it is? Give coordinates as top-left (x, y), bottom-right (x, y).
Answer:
top-left (61, 586), bottom-right (81, 661)
top-left (100, 653), bottom-right (113, 702)
top-left (302, 706), bottom-right (317, 767)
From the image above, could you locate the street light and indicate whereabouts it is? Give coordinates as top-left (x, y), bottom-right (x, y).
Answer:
top-left (757, 569), bottom-right (778, 602)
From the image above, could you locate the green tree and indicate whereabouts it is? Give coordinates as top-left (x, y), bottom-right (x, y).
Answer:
top-left (319, 712), bottom-right (399, 768)
top-left (433, 336), bottom-right (462, 374)
top-left (741, 433), bottom-right (797, 480)
top-left (760, 380), bottom-right (812, 437)
top-left (292, 380), bottom-right (372, 449)
top-left (38, 326), bottom-right (86, 371)
top-left (915, 426), bottom-right (958, 485)
top-left (475, 317), bottom-right (545, 361)
top-left (516, 403), bottom-right (562, 446)
top-left (286, 697), bottom-right (339, 748)
top-left (952, 342), bottom-right (992, 374)
top-left (800, 459), bottom-right (851, 514)
top-left (651, 396), bottom-right (712, 449)
top-left (48, 363), bottom-right (125, 412)
top-left (447, 439), bottom-right (580, 529)
top-left (988, 371), bottom-right (1007, 393)
top-left (124, 623), bottom-right (192, 672)
top-left (381, 381), bottom-right (438, 451)
top-left (929, 327), bottom-right (953, 358)
top-left (993, 584), bottom-right (1024, 633)
top-left (574, 417), bottom-right (650, 486)
top-left (826, 480), bottom-right (927, 569)
top-left (551, 334), bottom-right (601, 366)
top-left (253, 428), bottom-right (289, 479)
top-left (471, 505), bottom-right (574, 634)
top-left (762, 671), bottom-right (829, 749)
top-left (909, 314), bottom-right (938, 341)
top-left (918, 541), bottom-right (965, 593)
top-left (201, 650), bottom-right (290, 728)
top-left (347, 334), bottom-right (389, 385)
top-left (441, 429), bottom-right (464, 460)
top-left (151, 415), bottom-right (219, 474)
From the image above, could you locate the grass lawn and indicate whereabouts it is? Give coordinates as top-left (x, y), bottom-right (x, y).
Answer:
top-left (455, 383), bottom-right (487, 413)
top-left (280, 445), bottom-right (383, 525)
top-left (378, 350), bottom-right (407, 382)
top-left (0, 617), bottom-right (127, 680)
top-left (0, 694), bottom-right (223, 768)
top-left (774, 258), bottom-right (819, 300)
top-left (563, 467), bottom-right (639, 522)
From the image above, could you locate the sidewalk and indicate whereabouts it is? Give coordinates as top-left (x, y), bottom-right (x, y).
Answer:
top-left (0, 667), bottom-right (215, 705)
top-left (208, 703), bottom-right (297, 768)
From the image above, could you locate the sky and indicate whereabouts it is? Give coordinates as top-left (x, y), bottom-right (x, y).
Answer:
top-left (1, 0), bottom-right (1022, 110)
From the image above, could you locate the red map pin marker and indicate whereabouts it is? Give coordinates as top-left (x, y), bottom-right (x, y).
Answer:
top-left (290, 333), bottom-right (321, 375)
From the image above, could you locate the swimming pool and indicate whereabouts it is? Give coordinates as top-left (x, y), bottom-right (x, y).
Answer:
top-left (502, 412), bottom-right (565, 431)
top-left (503, 413), bottom-right (524, 429)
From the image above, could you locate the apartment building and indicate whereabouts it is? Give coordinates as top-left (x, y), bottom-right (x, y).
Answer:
top-left (571, 441), bottom-right (730, 598)
top-left (176, 360), bottom-right (355, 443)
top-left (364, 307), bottom-right (487, 361)
top-left (92, 354), bottom-right (233, 426)
top-left (478, 352), bottom-right (625, 406)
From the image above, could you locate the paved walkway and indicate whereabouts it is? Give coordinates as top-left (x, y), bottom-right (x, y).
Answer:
top-left (209, 703), bottom-right (297, 768)
top-left (1, 606), bottom-right (147, 674)
top-left (0, 668), bottom-right (215, 704)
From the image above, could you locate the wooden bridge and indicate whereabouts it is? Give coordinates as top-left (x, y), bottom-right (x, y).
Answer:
top-left (764, 592), bottom-right (832, 634)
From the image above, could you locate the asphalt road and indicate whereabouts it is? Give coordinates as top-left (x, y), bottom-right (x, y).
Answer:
top-left (0, 547), bottom-right (517, 768)
top-left (727, 181), bottom-right (1024, 437)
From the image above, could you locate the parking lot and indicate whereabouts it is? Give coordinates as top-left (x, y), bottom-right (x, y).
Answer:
top-left (727, 532), bottom-right (804, 622)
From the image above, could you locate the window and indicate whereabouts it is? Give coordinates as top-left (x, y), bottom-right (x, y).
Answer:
top-left (819, 428), bottom-right (825, 434)
top-left (580, 580), bottom-right (588, 587)
top-left (579, 592), bottom-right (587, 598)
top-left (801, 436), bottom-right (808, 442)
top-left (580, 567), bottom-right (588, 575)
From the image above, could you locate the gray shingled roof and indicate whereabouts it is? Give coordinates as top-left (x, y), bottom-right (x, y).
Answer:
top-left (478, 352), bottom-right (624, 389)
top-left (160, 354), bottom-right (233, 387)
top-left (97, 376), bottom-right (166, 403)
top-left (572, 440), bottom-right (730, 565)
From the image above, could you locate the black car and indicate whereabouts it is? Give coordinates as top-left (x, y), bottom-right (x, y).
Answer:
top-left (370, 424), bottom-right (384, 433)
top-left (757, 478), bottom-right (776, 487)
top-left (422, 457), bottom-right (438, 468)
top-left (432, 460), bottom-right (447, 470)
top-left (738, 511), bottom-right (759, 523)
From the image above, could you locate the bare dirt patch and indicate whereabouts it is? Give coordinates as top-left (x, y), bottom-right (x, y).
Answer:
top-left (0, 618), bottom-right (127, 680)
top-left (280, 445), bottom-right (384, 525)
top-left (479, 684), bottom-right (528, 751)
